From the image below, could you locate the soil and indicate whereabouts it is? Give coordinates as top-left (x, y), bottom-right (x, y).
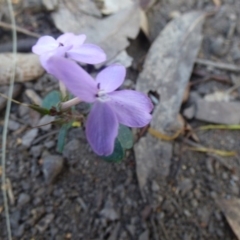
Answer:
top-left (1, 0), bottom-right (240, 239)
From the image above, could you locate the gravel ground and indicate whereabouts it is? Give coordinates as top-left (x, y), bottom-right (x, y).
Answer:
top-left (1, 0), bottom-right (240, 239)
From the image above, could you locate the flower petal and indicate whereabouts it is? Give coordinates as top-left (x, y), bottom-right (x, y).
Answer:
top-left (108, 90), bottom-right (153, 127)
top-left (86, 101), bottom-right (118, 156)
top-left (39, 45), bottom-right (72, 72)
top-left (46, 56), bottom-right (98, 102)
top-left (57, 33), bottom-right (86, 47)
top-left (96, 65), bottom-right (126, 93)
top-left (32, 36), bottom-right (59, 55)
top-left (67, 44), bottom-right (106, 64)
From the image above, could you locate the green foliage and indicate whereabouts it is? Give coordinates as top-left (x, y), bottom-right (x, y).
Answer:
top-left (57, 122), bottom-right (72, 153)
top-left (101, 138), bottom-right (124, 162)
top-left (42, 90), bottom-right (61, 110)
top-left (29, 104), bottom-right (50, 115)
top-left (101, 125), bottom-right (134, 162)
top-left (117, 124), bottom-right (133, 149)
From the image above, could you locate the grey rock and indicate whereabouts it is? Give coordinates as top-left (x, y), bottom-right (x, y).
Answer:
top-left (8, 120), bottom-right (20, 131)
top-left (151, 180), bottom-right (160, 192)
top-left (123, 79), bottom-right (134, 89)
top-left (21, 180), bottom-right (30, 191)
top-left (33, 197), bottom-right (43, 206)
top-left (42, 155), bottom-right (64, 184)
top-left (22, 129), bottom-right (39, 147)
top-left (230, 180), bottom-right (239, 195)
top-left (197, 207), bottom-right (210, 225)
top-left (63, 139), bottom-right (81, 158)
top-left (108, 222), bottom-right (120, 240)
top-left (138, 230), bottom-right (149, 240)
top-left (77, 197), bottom-right (88, 211)
top-left (10, 210), bottom-right (21, 229)
top-left (31, 207), bottom-right (46, 224)
top-left (127, 224), bottom-right (135, 237)
top-left (195, 99), bottom-right (240, 124)
top-left (15, 224), bottom-right (25, 237)
top-left (210, 191), bottom-right (217, 199)
top-left (209, 36), bottom-right (226, 57)
top-left (222, 172), bottom-right (228, 180)
top-left (231, 41), bottom-right (240, 61)
top-left (36, 213), bottom-right (54, 233)
top-left (183, 209), bottom-right (191, 217)
top-left (206, 158), bottom-right (214, 174)
top-left (44, 140), bottom-right (55, 149)
top-left (18, 104), bottom-right (29, 118)
top-left (100, 207), bottom-right (119, 221)
top-left (191, 199), bottom-right (198, 208)
top-left (18, 193), bottom-right (30, 207)
top-left (178, 178), bottom-right (193, 196)
top-left (30, 145), bottom-right (44, 158)
top-left (183, 105), bottom-right (195, 119)
top-left (38, 115), bottom-right (55, 131)
top-left (119, 230), bottom-right (128, 240)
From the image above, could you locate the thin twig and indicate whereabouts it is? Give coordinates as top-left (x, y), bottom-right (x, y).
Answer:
top-left (1, 0), bottom-right (17, 239)
top-left (32, 130), bottom-right (59, 145)
top-left (183, 138), bottom-right (234, 170)
top-left (195, 58), bottom-right (240, 72)
top-left (0, 21), bottom-right (40, 38)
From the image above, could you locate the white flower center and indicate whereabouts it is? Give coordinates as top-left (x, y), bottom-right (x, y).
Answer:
top-left (97, 89), bottom-right (109, 102)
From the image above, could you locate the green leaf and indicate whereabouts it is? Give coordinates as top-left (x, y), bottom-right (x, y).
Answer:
top-left (101, 139), bottom-right (124, 162)
top-left (29, 104), bottom-right (50, 115)
top-left (42, 90), bottom-right (61, 110)
top-left (57, 122), bottom-right (72, 153)
top-left (117, 124), bottom-right (133, 149)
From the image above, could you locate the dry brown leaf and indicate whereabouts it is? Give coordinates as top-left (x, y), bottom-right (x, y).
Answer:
top-left (42, 0), bottom-right (58, 10)
top-left (0, 53), bottom-right (44, 85)
top-left (212, 0), bottom-right (221, 7)
top-left (137, 11), bottom-right (205, 133)
top-left (82, 4), bottom-right (140, 64)
top-left (140, 9), bottom-right (149, 37)
top-left (134, 11), bottom-right (205, 197)
top-left (51, 2), bottom-right (140, 66)
top-left (217, 198), bottom-right (240, 240)
top-left (99, 0), bottom-right (135, 14)
top-left (139, 0), bottom-right (156, 10)
top-left (51, 0), bottom-right (101, 33)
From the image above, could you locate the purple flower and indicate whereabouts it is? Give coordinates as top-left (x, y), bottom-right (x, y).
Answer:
top-left (32, 33), bottom-right (106, 71)
top-left (47, 57), bottom-right (153, 156)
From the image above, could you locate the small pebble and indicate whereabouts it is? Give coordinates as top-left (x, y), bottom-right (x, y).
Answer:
top-left (22, 129), bottom-right (39, 148)
top-left (138, 230), bottom-right (149, 240)
top-left (42, 155), bottom-right (64, 184)
top-left (18, 193), bottom-right (30, 207)
top-left (183, 209), bottom-right (191, 217)
top-left (38, 115), bottom-right (55, 131)
top-left (100, 207), bottom-right (119, 221)
top-left (8, 120), bottom-right (20, 131)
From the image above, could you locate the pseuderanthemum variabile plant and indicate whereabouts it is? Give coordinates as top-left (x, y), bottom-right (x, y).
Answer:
top-left (47, 57), bottom-right (153, 156)
top-left (32, 33), bottom-right (106, 71)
